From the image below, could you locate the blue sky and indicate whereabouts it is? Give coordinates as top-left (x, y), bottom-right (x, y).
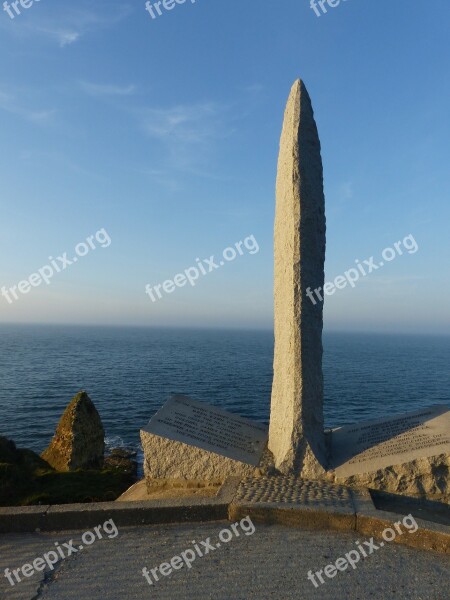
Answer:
top-left (0, 0), bottom-right (448, 333)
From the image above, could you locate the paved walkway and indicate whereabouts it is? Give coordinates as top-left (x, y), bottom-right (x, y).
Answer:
top-left (1, 522), bottom-right (449, 600)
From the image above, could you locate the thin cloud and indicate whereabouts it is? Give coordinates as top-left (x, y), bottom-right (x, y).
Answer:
top-left (141, 103), bottom-right (223, 144)
top-left (137, 102), bottom-right (233, 177)
top-left (134, 167), bottom-right (182, 193)
top-left (30, 27), bottom-right (81, 47)
top-left (133, 90), bottom-right (253, 182)
top-left (80, 81), bottom-right (137, 97)
top-left (0, 88), bottom-right (55, 124)
top-left (243, 83), bottom-right (265, 94)
top-left (19, 150), bottom-right (109, 182)
top-left (0, 3), bottom-right (132, 47)
top-left (362, 275), bottom-right (424, 286)
top-left (339, 180), bottom-right (354, 201)
top-left (59, 31), bottom-right (81, 47)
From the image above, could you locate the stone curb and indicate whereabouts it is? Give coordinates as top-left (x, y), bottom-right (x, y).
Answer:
top-left (352, 489), bottom-right (450, 554)
top-left (228, 504), bottom-right (355, 532)
top-left (0, 478), bottom-right (240, 534)
top-left (0, 478), bottom-right (448, 555)
top-left (228, 486), bottom-right (449, 555)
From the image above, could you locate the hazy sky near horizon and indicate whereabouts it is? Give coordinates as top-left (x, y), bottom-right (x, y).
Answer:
top-left (0, 0), bottom-right (449, 334)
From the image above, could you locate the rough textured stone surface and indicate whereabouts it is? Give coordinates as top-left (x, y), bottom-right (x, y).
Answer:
top-left (329, 407), bottom-right (450, 501)
top-left (104, 448), bottom-right (138, 479)
top-left (331, 405), bottom-right (450, 476)
top-left (269, 79), bottom-right (326, 478)
top-left (235, 476), bottom-right (353, 508)
top-left (140, 429), bottom-right (256, 490)
top-left (141, 395), bottom-right (270, 487)
top-left (333, 453), bottom-right (450, 503)
top-left (142, 395), bottom-right (268, 466)
top-left (41, 391), bottom-right (104, 471)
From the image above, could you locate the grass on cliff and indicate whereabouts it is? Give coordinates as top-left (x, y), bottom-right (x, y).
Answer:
top-left (9, 468), bottom-right (134, 506)
top-left (0, 439), bottom-right (134, 506)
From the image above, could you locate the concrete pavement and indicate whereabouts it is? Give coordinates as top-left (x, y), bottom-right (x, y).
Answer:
top-left (1, 521), bottom-right (449, 600)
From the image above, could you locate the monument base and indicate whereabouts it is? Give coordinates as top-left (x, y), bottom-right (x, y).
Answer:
top-left (140, 395), bottom-right (270, 491)
top-left (274, 444), bottom-right (328, 480)
top-left (332, 453), bottom-right (449, 503)
top-left (140, 431), bottom-right (278, 491)
top-left (328, 405), bottom-right (450, 502)
top-left (140, 430), bottom-right (256, 489)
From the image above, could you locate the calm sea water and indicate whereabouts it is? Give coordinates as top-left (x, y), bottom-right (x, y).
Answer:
top-left (0, 325), bottom-right (449, 461)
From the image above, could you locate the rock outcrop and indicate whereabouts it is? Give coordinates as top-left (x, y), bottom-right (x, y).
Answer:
top-left (0, 436), bottom-right (51, 505)
top-left (104, 448), bottom-right (138, 479)
top-left (41, 391), bottom-right (104, 471)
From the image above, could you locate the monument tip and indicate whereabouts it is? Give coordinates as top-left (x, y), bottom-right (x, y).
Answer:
top-left (291, 79), bottom-right (306, 92)
top-left (288, 79), bottom-right (310, 105)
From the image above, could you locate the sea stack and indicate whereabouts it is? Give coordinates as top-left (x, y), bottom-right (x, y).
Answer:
top-left (268, 80), bottom-right (327, 477)
top-left (41, 391), bottom-right (105, 471)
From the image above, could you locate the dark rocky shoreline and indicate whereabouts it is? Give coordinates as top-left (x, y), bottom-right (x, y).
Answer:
top-left (0, 391), bottom-right (138, 506)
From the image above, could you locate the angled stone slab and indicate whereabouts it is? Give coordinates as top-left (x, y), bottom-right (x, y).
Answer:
top-left (269, 79), bottom-right (326, 477)
top-left (140, 395), bottom-right (268, 485)
top-left (332, 405), bottom-right (450, 477)
top-left (331, 405), bottom-right (450, 500)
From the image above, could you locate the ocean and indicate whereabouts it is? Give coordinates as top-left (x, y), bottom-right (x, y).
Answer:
top-left (0, 325), bottom-right (449, 463)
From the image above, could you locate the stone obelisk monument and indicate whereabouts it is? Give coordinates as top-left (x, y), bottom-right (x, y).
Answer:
top-left (268, 80), bottom-right (326, 478)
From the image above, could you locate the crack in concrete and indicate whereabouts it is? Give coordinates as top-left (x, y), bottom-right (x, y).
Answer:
top-left (30, 556), bottom-right (67, 600)
top-left (30, 565), bottom-right (59, 600)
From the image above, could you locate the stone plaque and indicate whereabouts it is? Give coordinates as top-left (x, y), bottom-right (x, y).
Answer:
top-left (331, 405), bottom-right (450, 477)
top-left (142, 395), bottom-right (268, 466)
